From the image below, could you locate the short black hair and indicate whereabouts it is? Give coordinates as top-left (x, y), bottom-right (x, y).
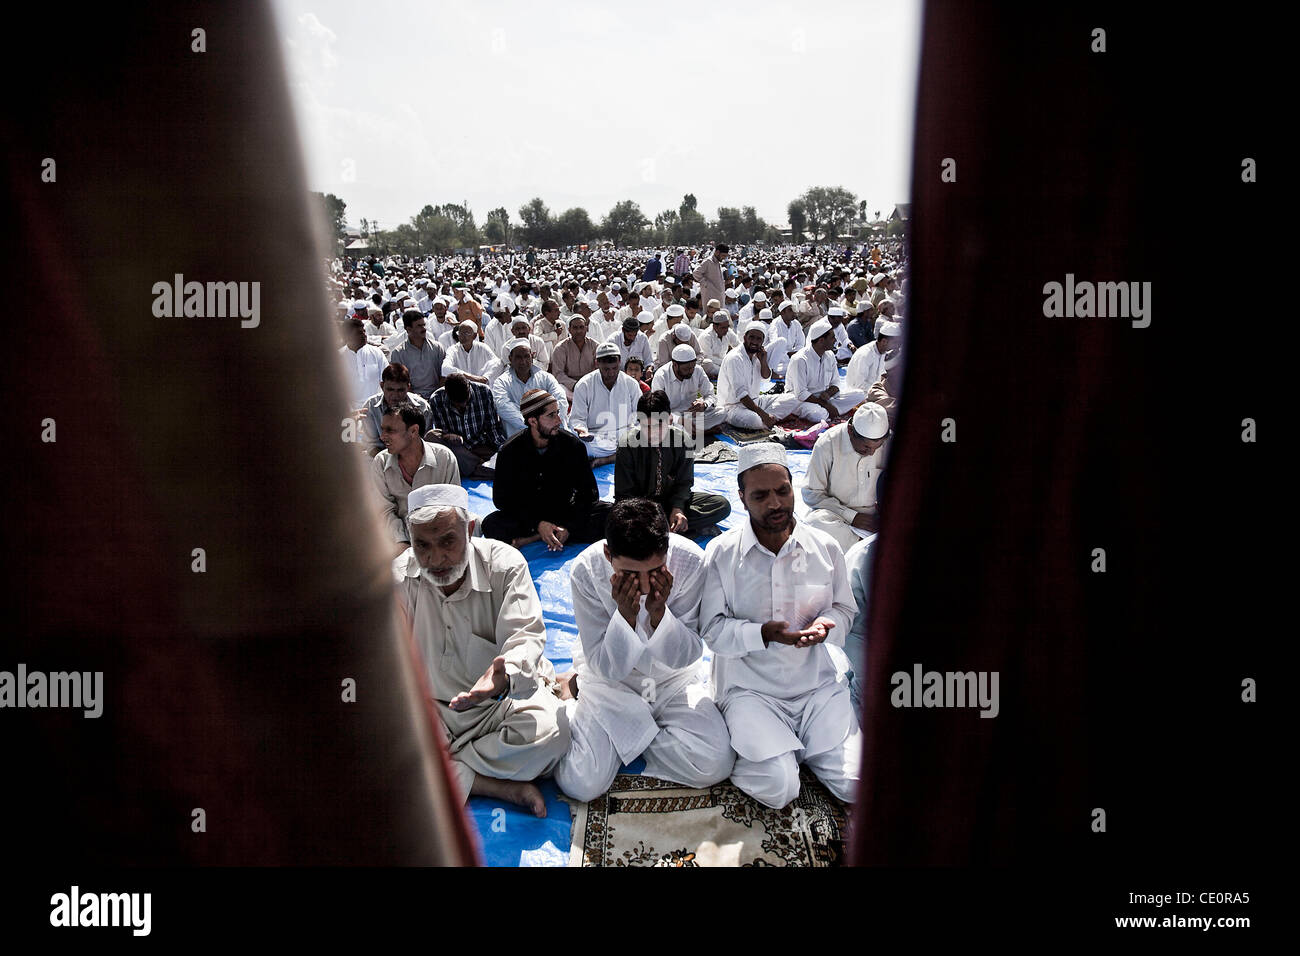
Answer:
top-left (385, 400), bottom-right (424, 437)
top-left (715, 243), bottom-right (730, 255)
top-left (402, 309), bottom-right (424, 329)
top-left (606, 498), bottom-right (669, 560)
top-left (381, 362), bottom-right (411, 384)
top-left (444, 373), bottom-right (469, 403)
top-left (637, 389), bottom-right (671, 416)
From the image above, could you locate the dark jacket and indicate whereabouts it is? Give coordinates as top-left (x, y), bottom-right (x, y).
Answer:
top-left (614, 425), bottom-right (693, 513)
top-left (492, 428), bottom-right (599, 531)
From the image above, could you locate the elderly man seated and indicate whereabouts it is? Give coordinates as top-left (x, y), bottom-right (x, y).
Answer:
top-left (491, 338), bottom-right (570, 437)
top-left (394, 484), bottom-right (570, 817)
top-left (800, 403), bottom-right (890, 552)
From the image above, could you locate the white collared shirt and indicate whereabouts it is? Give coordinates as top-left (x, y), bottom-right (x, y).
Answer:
top-left (701, 518), bottom-right (856, 704)
top-left (800, 423), bottom-right (885, 519)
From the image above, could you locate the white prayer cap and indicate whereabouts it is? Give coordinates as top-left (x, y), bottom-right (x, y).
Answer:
top-left (457, 320), bottom-right (478, 332)
top-left (874, 316), bottom-right (886, 335)
top-left (808, 318), bottom-right (834, 341)
top-left (352, 299), bottom-right (369, 311)
top-left (495, 295), bottom-right (514, 311)
top-left (737, 441), bottom-right (789, 475)
top-left (706, 298), bottom-right (722, 309)
top-left (878, 320), bottom-right (903, 337)
top-left (672, 324), bottom-right (694, 342)
top-left (433, 296), bottom-right (450, 306)
top-left (595, 340), bottom-right (622, 359)
top-left (753, 291), bottom-right (768, 303)
top-left (407, 483), bottom-right (469, 515)
top-left (665, 304), bottom-right (686, 317)
top-left (671, 343), bottom-right (698, 362)
top-left (510, 315), bottom-right (532, 327)
top-left (852, 403), bottom-right (890, 440)
top-left (827, 306), bottom-right (847, 318)
top-left (725, 288), bottom-right (740, 298)
top-left (758, 308), bottom-right (774, 321)
top-left (872, 273), bottom-right (889, 285)
top-left (777, 300), bottom-right (795, 313)
top-left (742, 320), bottom-right (767, 337)
top-left (403, 298), bottom-right (417, 309)
top-left (506, 337), bottom-right (533, 354)
top-left (612, 281), bottom-right (623, 289)
top-left (711, 311), bottom-right (732, 324)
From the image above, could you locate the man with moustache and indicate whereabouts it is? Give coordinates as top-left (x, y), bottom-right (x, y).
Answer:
top-left (394, 483), bottom-right (569, 817)
top-left (717, 323), bottom-right (822, 429)
top-left (700, 443), bottom-right (860, 809)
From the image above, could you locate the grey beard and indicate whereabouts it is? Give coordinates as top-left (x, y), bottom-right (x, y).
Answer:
top-left (421, 555), bottom-right (469, 588)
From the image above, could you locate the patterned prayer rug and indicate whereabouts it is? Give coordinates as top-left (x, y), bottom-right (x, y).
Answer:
top-left (565, 770), bottom-right (848, 867)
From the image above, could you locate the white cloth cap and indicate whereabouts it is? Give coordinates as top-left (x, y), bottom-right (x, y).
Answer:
top-left (457, 320), bottom-right (478, 332)
top-left (672, 324), bottom-right (694, 341)
top-left (595, 340), bottom-right (622, 359)
top-left (827, 306), bottom-right (847, 318)
top-left (725, 288), bottom-right (739, 298)
top-left (737, 441), bottom-right (789, 475)
top-left (407, 483), bottom-right (469, 515)
top-left (671, 344), bottom-right (697, 362)
top-left (665, 304), bottom-right (686, 317)
top-left (753, 292), bottom-right (768, 303)
top-left (852, 403), bottom-right (890, 440)
top-left (777, 300), bottom-right (795, 313)
top-left (808, 318), bottom-right (834, 341)
top-left (758, 308), bottom-right (773, 321)
top-left (506, 337), bottom-right (533, 354)
top-left (878, 320), bottom-right (903, 337)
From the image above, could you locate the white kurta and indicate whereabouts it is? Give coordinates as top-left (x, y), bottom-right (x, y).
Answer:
top-left (650, 364), bottom-right (726, 430)
top-left (604, 330), bottom-right (653, 369)
top-left (497, 332), bottom-right (550, 368)
top-left (787, 345), bottom-right (866, 417)
top-left (700, 519), bottom-right (860, 807)
top-left (339, 343), bottom-right (387, 409)
top-left (800, 424), bottom-right (886, 552)
top-left (442, 340), bottom-right (503, 380)
top-left (570, 369), bottom-right (642, 456)
top-left (845, 340), bottom-right (888, 391)
top-left (772, 314), bottom-right (806, 352)
top-left (554, 537), bottom-right (732, 801)
top-left (698, 327), bottom-right (738, 376)
top-left (717, 348), bottom-right (819, 428)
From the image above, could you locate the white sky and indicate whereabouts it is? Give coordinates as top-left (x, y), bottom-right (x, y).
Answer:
top-left (272, 0), bottom-right (921, 232)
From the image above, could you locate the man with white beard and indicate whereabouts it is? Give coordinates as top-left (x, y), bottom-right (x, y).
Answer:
top-left (554, 498), bottom-right (733, 803)
top-left (700, 443), bottom-right (860, 809)
top-left (394, 484), bottom-right (570, 817)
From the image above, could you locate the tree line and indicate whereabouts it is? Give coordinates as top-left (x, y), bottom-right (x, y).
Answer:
top-left (314, 185), bottom-right (901, 257)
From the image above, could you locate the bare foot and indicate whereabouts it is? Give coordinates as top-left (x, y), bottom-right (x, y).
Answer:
top-left (470, 774), bottom-right (547, 817)
top-left (555, 672), bottom-right (579, 700)
top-left (511, 534), bottom-right (542, 548)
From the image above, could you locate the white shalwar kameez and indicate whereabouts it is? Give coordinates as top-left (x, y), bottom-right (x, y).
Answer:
top-left (717, 348), bottom-right (821, 429)
top-left (786, 345), bottom-right (866, 419)
top-left (700, 519), bottom-right (861, 808)
top-left (800, 423), bottom-right (886, 552)
top-left (569, 369), bottom-right (642, 457)
top-left (554, 537), bottom-right (733, 802)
